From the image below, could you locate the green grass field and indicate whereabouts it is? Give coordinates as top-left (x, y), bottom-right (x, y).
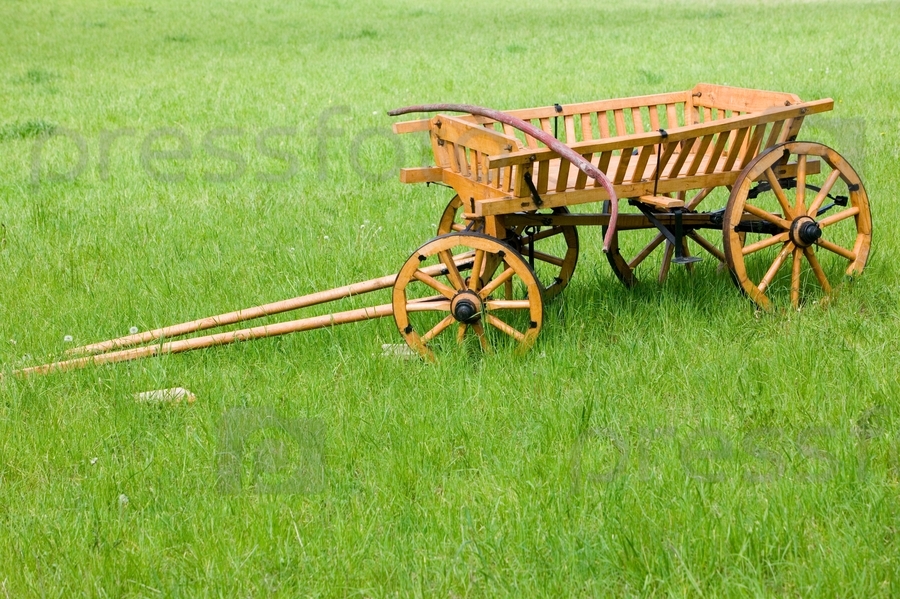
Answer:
top-left (2, 0), bottom-right (899, 595)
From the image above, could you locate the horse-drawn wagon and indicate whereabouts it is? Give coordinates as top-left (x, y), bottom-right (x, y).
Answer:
top-left (15, 84), bottom-right (871, 374)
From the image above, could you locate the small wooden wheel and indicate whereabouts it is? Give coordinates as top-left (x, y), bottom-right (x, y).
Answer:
top-left (436, 195), bottom-right (579, 300)
top-left (393, 232), bottom-right (544, 360)
top-left (722, 142), bottom-right (872, 309)
top-left (601, 190), bottom-right (727, 287)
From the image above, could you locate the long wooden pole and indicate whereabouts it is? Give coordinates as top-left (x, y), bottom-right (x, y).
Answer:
top-left (16, 302), bottom-right (398, 378)
top-left (68, 253), bottom-right (474, 356)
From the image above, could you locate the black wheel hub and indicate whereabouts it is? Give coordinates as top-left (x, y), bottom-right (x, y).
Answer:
top-left (790, 216), bottom-right (822, 248)
top-left (450, 290), bottom-right (482, 324)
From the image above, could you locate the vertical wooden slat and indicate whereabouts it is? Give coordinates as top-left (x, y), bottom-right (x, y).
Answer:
top-left (555, 158), bottom-right (570, 192)
top-left (703, 107), bottom-right (712, 122)
top-left (614, 148), bottom-right (634, 184)
top-left (631, 106), bottom-right (644, 134)
top-left (539, 118), bottom-right (553, 137)
top-left (598, 111), bottom-right (611, 138)
top-left (613, 109), bottom-right (627, 136)
top-left (581, 113), bottom-right (594, 140)
top-left (686, 134), bottom-right (714, 175)
top-left (666, 103), bottom-right (678, 129)
top-left (667, 138), bottom-right (696, 177)
top-left (630, 144), bottom-right (656, 183)
top-left (457, 145), bottom-right (470, 177)
top-left (704, 130), bottom-right (731, 174)
top-left (739, 124), bottom-right (768, 168)
top-left (649, 105), bottom-right (660, 131)
top-left (764, 119), bottom-right (785, 149)
top-left (722, 128), bottom-right (749, 171)
top-left (593, 151), bottom-right (612, 188)
top-left (717, 109), bottom-right (726, 120)
top-left (574, 153), bottom-right (593, 189)
top-left (565, 115), bottom-right (577, 143)
top-left (656, 142), bottom-right (677, 180)
top-left (536, 159), bottom-right (549, 194)
top-left (445, 141), bottom-right (461, 173)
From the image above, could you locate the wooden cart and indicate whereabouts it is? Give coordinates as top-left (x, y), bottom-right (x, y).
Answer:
top-left (12, 84), bottom-right (873, 376)
top-left (387, 84), bottom-right (871, 357)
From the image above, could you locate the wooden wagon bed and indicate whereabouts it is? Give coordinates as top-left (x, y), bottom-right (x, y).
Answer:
top-left (394, 84), bottom-right (832, 218)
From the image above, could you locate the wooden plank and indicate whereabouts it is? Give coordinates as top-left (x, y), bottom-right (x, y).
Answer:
top-left (485, 100), bottom-right (833, 170)
top-left (399, 166), bottom-right (443, 184)
top-left (475, 160), bottom-right (815, 216)
top-left (691, 83), bottom-right (802, 112)
top-left (638, 195), bottom-right (684, 209)
top-left (500, 90), bottom-right (689, 121)
top-left (722, 128), bottom-right (748, 171)
top-left (393, 119), bottom-right (432, 134)
top-left (594, 151), bottom-right (613, 187)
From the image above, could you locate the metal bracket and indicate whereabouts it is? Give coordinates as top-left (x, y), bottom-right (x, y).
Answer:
top-left (632, 201), bottom-right (701, 265)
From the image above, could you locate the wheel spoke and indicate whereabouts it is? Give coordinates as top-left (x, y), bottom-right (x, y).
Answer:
top-left (687, 231), bottom-right (725, 263)
top-left (795, 155), bottom-right (807, 214)
top-left (485, 314), bottom-right (526, 343)
top-left (815, 237), bottom-right (856, 261)
top-left (457, 323), bottom-right (467, 343)
top-left (450, 223), bottom-right (466, 232)
top-left (422, 315), bottom-right (456, 343)
top-left (485, 299), bottom-right (531, 310)
top-left (790, 247), bottom-right (803, 308)
top-left (743, 204), bottom-right (792, 230)
top-left (658, 241), bottom-right (674, 284)
top-left (413, 270), bottom-right (456, 299)
top-left (806, 169), bottom-right (842, 217)
top-left (758, 241), bottom-right (794, 293)
top-left (742, 231), bottom-right (789, 256)
top-left (471, 322), bottom-right (490, 351)
top-left (803, 247), bottom-right (833, 294)
top-left (628, 233), bottom-right (665, 269)
top-left (439, 250), bottom-right (466, 290)
top-left (686, 187), bottom-right (713, 210)
top-left (479, 266), bottom-right (516, 299)
top-left (530, 250), bottom-right (565, 267)
top-left (469, 249), bottom-right (486, 292)
top-left (818, 206), bottom-right (860, 228)
top-left (764, 168), bottom-right (795, 218)
top-left (406, 300), bottom-right (452, 312)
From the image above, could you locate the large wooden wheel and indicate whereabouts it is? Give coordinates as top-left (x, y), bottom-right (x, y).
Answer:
top-left (393, 232), bottom-right (543, 360)
top-left (601, 190), bottom-right (727, 287)
top-left (436, 195), bottom-right (578, 300)
top-left (722, 142), bottom-right (871, 310)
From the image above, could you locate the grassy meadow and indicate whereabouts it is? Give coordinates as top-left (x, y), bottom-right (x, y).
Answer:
top-left (1, 0), bottom-right (900, 595)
